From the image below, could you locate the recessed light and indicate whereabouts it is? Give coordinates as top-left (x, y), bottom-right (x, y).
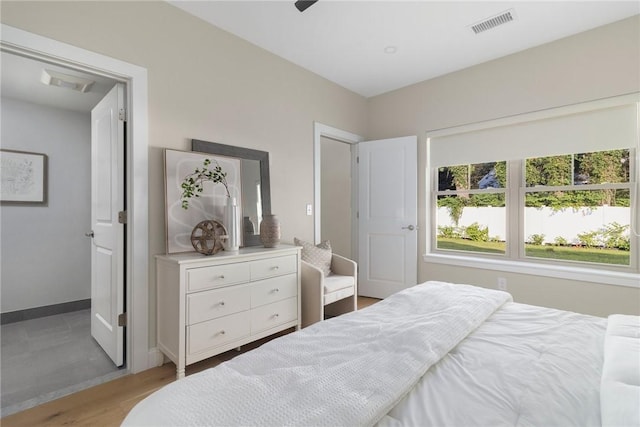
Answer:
top-left (40, 69), bottom-right (95, 93)
top-left (384, 46), bottom-right (397, 54)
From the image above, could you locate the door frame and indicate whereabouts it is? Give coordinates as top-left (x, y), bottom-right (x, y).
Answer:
top-left (1, 25), bottom-right (151, 373)
top-left (313, 123), bottom-right (363, 259)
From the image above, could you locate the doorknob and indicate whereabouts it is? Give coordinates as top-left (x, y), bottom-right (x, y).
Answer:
top-left (85, 231), bottom-right (95, 238)
top-left (402, 225), bottom-right (415, 231)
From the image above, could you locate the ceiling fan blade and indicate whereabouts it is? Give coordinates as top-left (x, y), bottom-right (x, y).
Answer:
top-left (295, 0), bottom-right (318, 12)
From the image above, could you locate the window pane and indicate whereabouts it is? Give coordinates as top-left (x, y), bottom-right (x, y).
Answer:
top-left (574, 149), bottom-right (630, 185)
top-left (524, 189), bottom-right (630, 265)
top-left (525, 154), bottom-right (572, 187)
top-left (436, 194), bottom-right (506, 254)
top-left (437, 165), bottom-right (469, 191)
top-left (470, 161), bottom-right (506, 189)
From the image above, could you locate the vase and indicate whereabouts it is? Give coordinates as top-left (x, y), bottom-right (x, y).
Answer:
top-left (224, 196), bottom-right (240, 252)
top-left (260, 214), bottom-right (281, 248)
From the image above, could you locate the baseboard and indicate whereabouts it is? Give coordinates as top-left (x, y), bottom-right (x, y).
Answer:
top-left (1, 299), bottom-right (91, 325)
top-left (147, 347), bottom-right (165, 368)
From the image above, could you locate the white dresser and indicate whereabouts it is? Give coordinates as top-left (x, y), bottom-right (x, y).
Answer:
top-left (156, 245), bottom-right (302, 378)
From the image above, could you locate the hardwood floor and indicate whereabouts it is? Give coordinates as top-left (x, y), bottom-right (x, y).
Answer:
top-left (1, 296), bottom-right (380, 427)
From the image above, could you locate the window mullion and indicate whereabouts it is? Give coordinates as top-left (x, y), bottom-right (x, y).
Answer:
top-left (507, 160), bottom-right (521, 260)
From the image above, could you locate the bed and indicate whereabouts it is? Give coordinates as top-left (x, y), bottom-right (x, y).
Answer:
top-left (123, 281), bottom-right (639, 426)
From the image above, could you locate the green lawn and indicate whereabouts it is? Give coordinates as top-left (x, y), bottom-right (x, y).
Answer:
top-left (436, 237), bottom-right (630, 265)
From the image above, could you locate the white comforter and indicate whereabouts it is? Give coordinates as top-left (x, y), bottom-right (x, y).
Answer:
top-left (123, 281), bottom-right (511, 426)
top-left (600, 314), bottom-right (640, 427)
top-left (379, 301), bottom-right (607, 427)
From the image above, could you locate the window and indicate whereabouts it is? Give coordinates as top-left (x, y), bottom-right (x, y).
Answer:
top-left (433, 148), bottom-right (635, 269)
top-left (524, 149), bottom-right (632, 266)
top-left (427, 96), bottom-right (639, 276)
top-left (436, 162), bottom-right (507, 255)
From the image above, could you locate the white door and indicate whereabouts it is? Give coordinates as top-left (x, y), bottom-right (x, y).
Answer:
top-left (358, 136), bottom-right (417, 298)
top-left (90, 83), bottom-right (125, 366)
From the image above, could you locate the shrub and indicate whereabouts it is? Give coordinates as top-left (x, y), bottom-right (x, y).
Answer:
top-left (528, 234), bottom-right (545, 245)
top-left (577, 230), bottom-right (600, 248)
top-left (601, 222), bottom-right (630, 250)
top-left (464, 222), bottom-right (489, 242)
top-left (438, 226), bottom-right (462, 239)
top-left (554, 236), bottom-right (568, 247)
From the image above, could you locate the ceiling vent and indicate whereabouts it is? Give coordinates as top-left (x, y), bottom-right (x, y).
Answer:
top-left (470, 9), bottom-right (516, 34)
top-left (40, 69), bottom-right (95, 93)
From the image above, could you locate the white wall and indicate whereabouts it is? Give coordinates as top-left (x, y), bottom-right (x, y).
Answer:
top-left (367, 16), bottom-right (640, 316)
top-left (1, 97), bottom-right (91, 313)
top-left (320, 136), bottom-right (352, 258)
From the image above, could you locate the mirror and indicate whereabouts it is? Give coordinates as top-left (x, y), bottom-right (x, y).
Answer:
top-left (192, 139), bottom-right (271, 247)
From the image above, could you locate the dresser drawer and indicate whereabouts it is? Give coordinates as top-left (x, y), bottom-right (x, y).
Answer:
top-left (187, 263), bottom-right (250, 292)
top-left (250, 274), bottom-right (297, 308)
top-left (187, 284), bottom-right (251, 325)
top-left (250, 297), bottom-right (297, 334)
top-left (187, 311), bottom-right (250, 355)
top-left (250, 255), bottom-right (297, 281)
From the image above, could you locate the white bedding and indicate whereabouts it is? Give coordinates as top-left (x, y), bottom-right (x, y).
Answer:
top-left (123, 281), bottom-right (510, 426)
top-left (123, 281), bottom-right (612, 427)
top-left (600, 314), bottom-right (640, 427)
top-left (379, 301), bottom-right (607, 427)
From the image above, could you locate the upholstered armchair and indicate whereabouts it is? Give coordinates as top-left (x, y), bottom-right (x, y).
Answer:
top-left (301, 254), bottom-right (357, 328)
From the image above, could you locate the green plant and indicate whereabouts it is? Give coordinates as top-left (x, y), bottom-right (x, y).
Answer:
top-left (464, 222), bottom-right (489, 242)
top-left (553, 236), bottom-right (568, 247)
top-left (180, 158), bottom-right (230, 209)
top-left (437, 226), bottom-right (462, 239)
top-left (528, 234), bottom-right (545, 246)
top-left (601, 222), bottom-right (630, 250)
top-left (577, 230), bottom-right (600, 248)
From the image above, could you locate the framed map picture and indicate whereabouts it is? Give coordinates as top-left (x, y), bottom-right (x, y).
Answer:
top-left (0, 149), bottom-right (48, 204)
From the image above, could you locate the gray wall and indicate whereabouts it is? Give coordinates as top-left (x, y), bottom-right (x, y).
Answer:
top-left (366, 16), bottom-right (640, 316)
top-left (1, 97), bottom-right (91, 313)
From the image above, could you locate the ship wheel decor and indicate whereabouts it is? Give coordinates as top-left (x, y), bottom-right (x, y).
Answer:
top-left (190, 220), bottom-right (228, 255)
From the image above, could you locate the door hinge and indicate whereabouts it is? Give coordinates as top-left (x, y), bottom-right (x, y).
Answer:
top-left (119, 108), bottom-right (126, 121)
top-left (356, 156), bottom-right (359, 164)
top-left (118, 210), bottom-right (127, 224)
top-left (118, 313), bottom-right (127, 327)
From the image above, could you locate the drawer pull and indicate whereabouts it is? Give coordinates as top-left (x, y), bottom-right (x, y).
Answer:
top-left (271, 266), bottom-right (279, 271)
top-left (219, 301), bottom-right (225, 306)
top-left (272, 313), bottom-right (279, 319)
top-left (218, 275), bottom-right (225, 279)
top-left (272, 288), bottom-right (280, 293)
top-left (216, 330), bottom-right (226, 336)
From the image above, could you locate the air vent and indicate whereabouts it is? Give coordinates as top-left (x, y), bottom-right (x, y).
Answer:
top-left (470, 9), bottom-right (516, 34)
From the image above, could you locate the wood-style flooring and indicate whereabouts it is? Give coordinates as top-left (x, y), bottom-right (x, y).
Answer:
top-left (1, 296), bottom-right (380, 427)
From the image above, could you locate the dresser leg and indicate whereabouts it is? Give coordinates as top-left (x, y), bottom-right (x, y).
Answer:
top-left (176, 366), bottom-right (186, 379)
top-left (235, 346), bottom-right (242, 352)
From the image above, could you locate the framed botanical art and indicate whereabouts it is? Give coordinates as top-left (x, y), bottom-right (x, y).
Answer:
top-left (164, 149), bottom-right (242, 254)
top-left (0, 149), bottom-right (48, 204)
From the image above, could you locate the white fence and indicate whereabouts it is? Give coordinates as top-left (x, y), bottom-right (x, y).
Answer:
top-left (437, 206), bottom-right (630, 244)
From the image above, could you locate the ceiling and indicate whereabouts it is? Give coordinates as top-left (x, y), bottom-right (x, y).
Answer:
top-left (169, 0), bottom-right (640, 98)
top-left (2, 2), bottom-right (637, 111)
top-left (1, 52), bottom-right (116, 113)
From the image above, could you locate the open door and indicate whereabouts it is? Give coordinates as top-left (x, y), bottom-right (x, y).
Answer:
top-left (89, 83), bottom-right (125, 367)
top-left (358, 136), bottom-right (417, 298)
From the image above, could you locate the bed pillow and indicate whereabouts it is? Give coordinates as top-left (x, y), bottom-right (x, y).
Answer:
top-left (294, 238), bottom-right (332, 276)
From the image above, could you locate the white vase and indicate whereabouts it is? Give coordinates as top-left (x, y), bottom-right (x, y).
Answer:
top-left (224, 196), bottom-right (240, 251)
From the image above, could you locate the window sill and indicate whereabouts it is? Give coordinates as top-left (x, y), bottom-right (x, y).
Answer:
top-left (422, 253), bottom-right (640, 289)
